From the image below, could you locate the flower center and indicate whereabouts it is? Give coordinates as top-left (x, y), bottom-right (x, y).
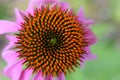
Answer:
top-left (15, 5), bottom-right (88, 77)
top-left (50, 38), bottom-right (57, 45)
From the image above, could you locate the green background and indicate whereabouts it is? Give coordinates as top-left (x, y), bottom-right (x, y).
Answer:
top-left (0, 0), bottom-right (120, 80)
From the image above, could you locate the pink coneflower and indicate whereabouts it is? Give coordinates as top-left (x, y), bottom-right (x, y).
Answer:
top-left (0, 0), bottom-right (96, 80)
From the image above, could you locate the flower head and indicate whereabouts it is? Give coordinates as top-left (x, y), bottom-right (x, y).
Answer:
top-left (0, 0), bottom-right (96, 80)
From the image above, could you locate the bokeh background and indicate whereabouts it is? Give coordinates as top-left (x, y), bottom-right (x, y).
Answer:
top-left (0, 0), bottom-right (120, 80)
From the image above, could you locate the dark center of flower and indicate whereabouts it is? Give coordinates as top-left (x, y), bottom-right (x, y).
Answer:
top-left (50, 38), bottom-right (57, 45)
top-left (15, 5), bottom-right (88, 77)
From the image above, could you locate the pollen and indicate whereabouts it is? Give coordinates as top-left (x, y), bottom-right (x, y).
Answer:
top-left (15, 5), bottom-right (88, 77)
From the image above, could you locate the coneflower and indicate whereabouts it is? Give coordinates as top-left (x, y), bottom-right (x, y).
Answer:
top-left (0, 0), bottom-right (96, 80)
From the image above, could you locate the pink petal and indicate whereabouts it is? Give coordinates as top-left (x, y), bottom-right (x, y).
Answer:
top-left (33, 71), bottom-right (43, 80)
top-left (3, 35), bottom-right (17, 52)
top-left (44, 74), bottom-right (53, 80)
top-left (82, 19), bottom-right (94, 28)
top-left (80, 47), bottom-right (96, 67)
top-left (77, 8), bottom-right (84, 20)
top-left (27, 0), bottom-right (59, 15)
top-left (77, 8), bottom-right (96, 46)
top-left (19, 69), bottom-right (33, 80)
top-left (41, 0), bottom-right (59, 3)
top-left (78, 8), bottom-right (97, 67)
top-left (2, 50), bottom-right (19, 64)
top-left (77, 8), bottom-right (94, 28)
top-left (15, 8), bottom-right (25, 24)
top-left (83, 47), bottom-right (96, 60)
top-left (4, 60), bottom-right (24, 80)
top-left (0, 20), bottom-right (21, 34)
top-left (59, 2), bottom-right (70, 10)
top-left (26, 0), bottom-right (36, 15)
top-left (58, 72), bottom-right (65, 80)
top-left (84, 28), bottom-right (97, 46)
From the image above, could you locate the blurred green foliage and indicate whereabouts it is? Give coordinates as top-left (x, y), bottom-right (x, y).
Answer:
top-left (0, 3), bottom-right (8, 19)
top-left (0, 0), bottom-right (120, 80)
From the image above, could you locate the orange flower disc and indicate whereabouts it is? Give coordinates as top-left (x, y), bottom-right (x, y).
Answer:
top-left (15, 5), bottom-right (88, 77)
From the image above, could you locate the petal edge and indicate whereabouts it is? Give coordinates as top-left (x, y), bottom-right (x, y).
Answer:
top-left (0, 20), bottom-right (21, 34)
